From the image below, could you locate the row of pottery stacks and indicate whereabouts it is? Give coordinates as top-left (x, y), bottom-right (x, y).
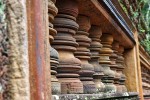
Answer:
top-left (52, 0), bottom-right (83, 94)
top-left (110, 41), bottom-right (127, 93)
top-left (50, 0), bottom-right (128, 96)
top-left (89, 26), bottom-right (105, 93)
top-left (99, 33), bottom-right (116, 93)
top-left (116, 46), bottom-right (127, 93)
top-left (48, 0), bottom-right (61, 95)
top-left (110, 41), bottom-right (120, 92)
top-left (141, 67), bottom-right (150, 97)
top-left (74, 15), bottom-right (96, 94)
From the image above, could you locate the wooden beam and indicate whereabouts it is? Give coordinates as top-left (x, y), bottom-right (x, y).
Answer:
top-left (140, 54), bottom-right (150, 70)
top-left (27, 0), bottom-right (51, 100)
top-left (124, 47), bottom-right (139, 92)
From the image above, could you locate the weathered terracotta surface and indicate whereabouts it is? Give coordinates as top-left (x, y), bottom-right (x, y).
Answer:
top-left (110, 41), bottom-right (121, 92)
top-left (52, 0), bottom-right (83, 94)
top-left (141, 66), bottom-right (150, 96)
top-left (48, 0), bottom-right (58, 43)
top-left (89, 25), bottom-right (105, 92)
top-left (74, 15), bottom-right (96, 94)
top-left (99, 33), bottom-right (116, 93)
top-left (56, 0), bottom-right (78, 17)
top-left (48, 0), bottom-right (61, 95)
top-left (50, 47), bottom-right (61, 94)
top-left (116, 46), bottom-right (127, 92)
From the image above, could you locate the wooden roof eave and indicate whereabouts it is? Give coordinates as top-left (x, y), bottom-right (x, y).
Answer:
top-left (111, 0), bottom-right (137, 33)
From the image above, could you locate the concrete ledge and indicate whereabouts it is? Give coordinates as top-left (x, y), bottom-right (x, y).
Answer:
top-left (52, 92), bottom-right (139, 100)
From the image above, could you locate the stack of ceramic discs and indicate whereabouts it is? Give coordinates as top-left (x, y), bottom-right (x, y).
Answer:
top-left (141, 67), bottom-right (150, 96)
top-left (116, 46), bottom-right (127, 92)
top-left (52, 0), bottom-right (83, 94)
top-left (50, 46), bottom-right (61, 94)
top-left (48, 0), bottom-right (58, 43)
top-left (145, 70), bottom-right (150, 95)
top-left (74, 15), bottom-right (96, 94)
top-left (89, 25), bottom-right (105, 93)
top-left (99, 33), bottom-right (116, 93)
top-left (48, 0), bottom-right (61, 95)
top-left (110, 41), bottom-right (121, 92)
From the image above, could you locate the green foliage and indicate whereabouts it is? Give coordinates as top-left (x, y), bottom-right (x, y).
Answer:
top-left (0, 0), bottom-right (5, 24)
top-left (119, 0), bottom-right (150, 54)
top-left (140, 35), bottom-right (150, 54)
top-left (137, 0), bottom-right (150, 54)
top-left (119, 0), bottom-right (128, 14)
top-left (0, 0), bottom-right (5, 15)
top-left (140, 0), bottom-right (150, 33)
top-left (0, 0), bottom-right (6, 94)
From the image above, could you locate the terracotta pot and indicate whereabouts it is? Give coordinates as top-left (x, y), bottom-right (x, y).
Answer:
top-left (76, 15), bottom-right (91, 32)
top-left (48, 0), bottom-right (58, 22)
top-left (93, 76), bottom-right (105, 92)
top-left (52, 0), bottom-right (83, 94)
top-left (48, 0), bottom-right (60, 95)
top-left (142, 72), bottom-right (147, 82)
top-left (54, 15), bottom-right (79, 31)
top-left (110, 41), bottom-right (121, 92)
top-left (82, 81), bottom-right (96, 94)
top-left (50, 47), bottom-right (61, 94)
top-left (49, 27), bottom-right (57, 43)
top-left (104, 82), bottom-right (116, 93)
top-left (101, 33), bottom-right (114, 45)
top-left (58, 78), bottom-right (83, 94)
top-left (89, 25), bottom-right (104, 92)
top-left (74, 15), bottom-right (96, 93)
top-left (116, 45), bottom-right (127, 93)
top-left (99, 33), bottom-right (116, 93)
top-left (89, 25), bottom-right (102, 38)
top-left (48, 0), bottom-right (58, 43)
top-left (56, 0), bottom-right (78, 17)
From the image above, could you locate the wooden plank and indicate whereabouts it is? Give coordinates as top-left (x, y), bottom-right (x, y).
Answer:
top-left (134, 31), bottom-right (144, 100)
top-left (26, 0), bottom-right (51, 100)
top-left (139, 45), bottom-right (150, 70)
top-left (124, 47), bottom-right (139, 92)
top-left (140, 54), bottom-right (150, 70)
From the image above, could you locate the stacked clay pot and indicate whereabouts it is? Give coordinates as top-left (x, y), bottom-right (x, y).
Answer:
top-left (50, 47), bottom-right (61, 94)
top-left (48, 0), bottom-right (61, 94)
top-left (48, 0), bottom-right (58, 43)
top-left (74, 15), bottom-right (96, 94)
top-left (116, 46), bottom-right (127, 92)
top-left (99, 33), bottom-right (116, 93)
top-left (109, 41), bottom-right (121, 92)
top-left (142, 67), bottom-right (150, 96)
top-left (52, 0), bottom-right (83, 94)
top-left (89, 25), bottom-right (105, 93)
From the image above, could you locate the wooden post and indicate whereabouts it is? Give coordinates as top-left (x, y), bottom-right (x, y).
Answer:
top-left (124, 30), bottom-right (144, 100)
top-left (27, 0), bottom-right (51, 100)
top-left (134, 30), bottom-right (144, 100)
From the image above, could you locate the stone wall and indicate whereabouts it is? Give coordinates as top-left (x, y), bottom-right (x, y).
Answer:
top-left (3, 0), bottom-right (30, 100)
top-left (0, 0), bottom-right (9, 99)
